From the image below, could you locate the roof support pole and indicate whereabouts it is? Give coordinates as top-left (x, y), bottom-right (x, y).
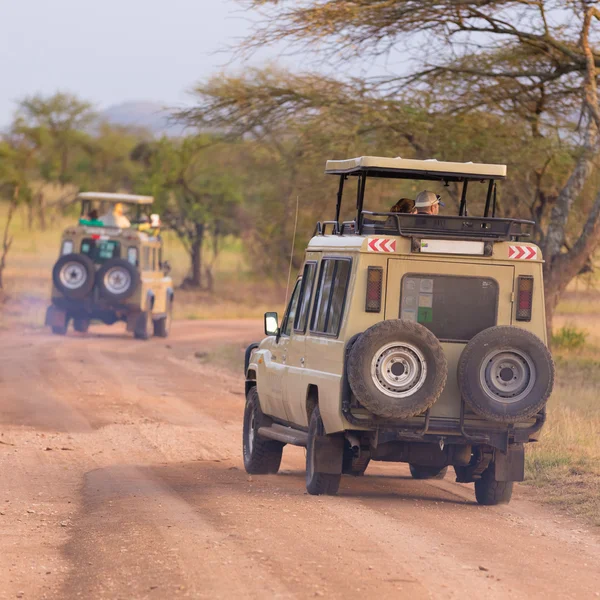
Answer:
top-left (459, 180), bottom-right (468, 216)
top-left (357, 174), bottom-right (367, 233)
top-left (492, 182), bottom-right (497, 217)
top-left (484, 179), bottom-right (494, 217)
top-left (335, 175), bottom-right (345, 225)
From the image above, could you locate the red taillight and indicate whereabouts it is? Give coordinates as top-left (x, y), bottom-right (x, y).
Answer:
top-left (91, 234), bottom-right (100, 240)
top-left (516, 276), bottom-right (533, 321)
top-left (366, 267), bottom-right (383, 313)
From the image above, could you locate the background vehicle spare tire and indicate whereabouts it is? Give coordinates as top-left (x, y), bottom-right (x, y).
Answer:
top-left (52, 253), bottom-right (95, 299)
top-left (458, 326), bottom-right (554, 423)
top-left (97, 258), bottom-right (139, 302)
top-left (347, 319), bottom-right (447, 419)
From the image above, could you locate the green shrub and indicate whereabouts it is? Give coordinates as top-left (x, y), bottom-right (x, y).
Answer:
top-left (551, 326), bottom-right (588, 350)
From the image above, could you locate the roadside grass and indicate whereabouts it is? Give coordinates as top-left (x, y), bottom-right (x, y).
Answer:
top-left (0, 203), bottom-right (286, 328)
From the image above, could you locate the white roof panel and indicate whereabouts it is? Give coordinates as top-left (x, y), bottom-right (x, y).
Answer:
top-left (325, 156), bottom-right (506, 179)
top-left (77, 192), bottom-right (154, 205)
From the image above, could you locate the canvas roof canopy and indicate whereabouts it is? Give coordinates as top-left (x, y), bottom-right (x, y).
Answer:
top-left (77, 192), bottom-right (154, 205)
top-left (325, 156), bottom-right (507, 182)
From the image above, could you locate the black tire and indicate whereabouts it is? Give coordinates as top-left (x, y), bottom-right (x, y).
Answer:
top-left (51, 324), bottom-right (68, 335)
top-left (134, 309), bottom-right (153, 340)
top-left (458, 326), bottom-right (554, 423)
top-left (306, 407), bottom-right (342, 495)
top-left (409, 464), bottom-right (448, 480)
top-left (52, 254), bottom-right (95, 299)
top-left (475, 464), bottom-right (513, 506)
top-left (153, 299), bottom-right (172, 338)
top-left (242, 387), bottom-right (284, 474)
top-left (96, 258), bottom-right (139, 303)
top-left (73, 318), bottom-right (90, 333)
top-left (347, 320), bottom-right (447, 419)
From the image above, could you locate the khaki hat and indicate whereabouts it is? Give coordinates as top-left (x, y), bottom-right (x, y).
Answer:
top-left (415, 190), bottom-right (445, 208)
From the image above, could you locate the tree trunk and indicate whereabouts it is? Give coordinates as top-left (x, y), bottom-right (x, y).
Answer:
top-left (188, 223), bottom-right (205, 288)
top-left (38, 192), bottom-right (47, 231)
top-left (0, 199), bottom-right (17, 290)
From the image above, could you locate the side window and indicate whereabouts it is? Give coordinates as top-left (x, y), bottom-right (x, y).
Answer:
top-left (142, 247), bottom-right (150, 270)
top-left (281, 279), bottom-right (302, 338)
top-left (311, 258), bottom-right (352, 336)
top-left (294, 262), bottom-right (317, 333)
top-left (151, 248), bottom-right (157, 270)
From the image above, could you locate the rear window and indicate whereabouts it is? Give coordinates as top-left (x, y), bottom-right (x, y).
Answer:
top-left (311, 258), bottom-right (352, 336)
top-left (400, 274), bottom-right (498, 342)
top-left (81, 239), bottom-right (120, 263)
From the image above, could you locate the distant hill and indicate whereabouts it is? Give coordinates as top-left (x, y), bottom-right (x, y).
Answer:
top-left (99, 101), bottom-right (187, 136)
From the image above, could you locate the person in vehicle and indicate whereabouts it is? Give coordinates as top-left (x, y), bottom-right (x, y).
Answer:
top-left (79, 209), bottom-right (104, 227)
top-left (390, 197), bottom-right (416, 214)
top-left (414, 190), bottom-right (444, 215)
top-left (99, 202), bottom-right (131, 228)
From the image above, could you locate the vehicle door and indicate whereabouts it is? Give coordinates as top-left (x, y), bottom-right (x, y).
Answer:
top-left (284, 260), bottom-right (319, 426)
top-left (257, 279), bottom-right (302, 421)
top-left (385, 258), bottom-right (514, 419)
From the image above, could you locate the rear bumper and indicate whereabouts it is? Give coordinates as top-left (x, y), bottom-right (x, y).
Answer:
top-left (49, 296), bottom-right (135, 324)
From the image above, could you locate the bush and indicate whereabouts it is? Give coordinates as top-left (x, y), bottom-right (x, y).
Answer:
top-left (551, 326), bottom-right (588, 350)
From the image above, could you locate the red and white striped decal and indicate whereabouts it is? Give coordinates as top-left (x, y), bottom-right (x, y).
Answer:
top-left (508, 245), bottom-right (537, 260)
top-left (367, 238), bottom-right (396, 253)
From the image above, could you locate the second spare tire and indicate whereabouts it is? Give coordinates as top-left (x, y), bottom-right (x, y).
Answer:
top-left (347, 319), bottom-right (447, 419)
top-left (458, 326), bottom-right (554, 423)
top-left (97, 258), bottom-right (140, 302)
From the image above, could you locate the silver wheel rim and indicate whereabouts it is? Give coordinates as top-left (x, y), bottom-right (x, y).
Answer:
top-left (59, 262), bottom-right (87, 290)
top-left (479, 349), bottom-right (536, 404)
top-left (103, 267), bottom-right (131, 295)
top-left (248, 409), bottom-right (255, 455)
top-left (370, 341), bottom-right (427, 398)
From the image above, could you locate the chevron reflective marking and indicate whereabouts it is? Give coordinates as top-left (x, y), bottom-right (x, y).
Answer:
top-left (508, 245), bottom-right (537, 260)
top-left (367, 238), bottom-right (397, 253)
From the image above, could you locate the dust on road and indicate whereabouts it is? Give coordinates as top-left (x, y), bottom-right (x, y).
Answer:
top-left (1, 321), bottom-right (599, 599)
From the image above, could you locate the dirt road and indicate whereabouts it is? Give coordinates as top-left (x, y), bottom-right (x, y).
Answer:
top-left (1, 321), bottom-right (599, 600)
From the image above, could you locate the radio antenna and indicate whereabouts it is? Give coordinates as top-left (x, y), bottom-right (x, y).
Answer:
top-left (284, 195), bottom-right (300, 305)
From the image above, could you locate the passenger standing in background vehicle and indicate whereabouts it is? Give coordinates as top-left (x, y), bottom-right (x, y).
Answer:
top-left (100, 203), bottom-right (131, 228)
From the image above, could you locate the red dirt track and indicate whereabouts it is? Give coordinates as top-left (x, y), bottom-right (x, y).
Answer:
top-left (1, 321), bottom-right (599, 599)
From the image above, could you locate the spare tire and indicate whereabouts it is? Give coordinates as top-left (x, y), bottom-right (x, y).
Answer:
top-left (458, 326), bottom-right (554, 423)
top-left (347, 320), bottom-right (447, 419)
top-left (96, 258), bottom-right (139, 302)
top-left (52, 253), bottom-right (96, 299)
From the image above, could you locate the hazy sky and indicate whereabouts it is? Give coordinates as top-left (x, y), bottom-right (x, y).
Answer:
top-left (0, 0), bottom-right (268, 124)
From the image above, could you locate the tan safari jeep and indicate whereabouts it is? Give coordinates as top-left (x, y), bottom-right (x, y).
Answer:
top-left (243, 156), bottom-right (554, 505)
top-left (45, 192), bottom-right (174, 339)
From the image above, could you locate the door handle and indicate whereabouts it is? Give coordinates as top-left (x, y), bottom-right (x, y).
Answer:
top-left (300, 357), bottom-right (305, 366)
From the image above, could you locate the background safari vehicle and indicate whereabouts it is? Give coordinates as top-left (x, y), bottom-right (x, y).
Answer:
top-left (244, 156), bottom-right (554, 505)
top-left (45, 192), bottom-right (174, 339)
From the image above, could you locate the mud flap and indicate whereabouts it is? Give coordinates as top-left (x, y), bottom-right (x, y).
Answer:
top-left (313, 435), bottom-right (344, 474)
top-left (495, 443), bottom-right (525, 482)
top-left (45, 306), bottom-right (66, 328)
top-left (126, 312), bottom-right (140, 333)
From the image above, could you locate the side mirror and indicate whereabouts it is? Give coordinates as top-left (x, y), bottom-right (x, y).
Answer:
top-left (264, 312), bottom-right (279, 336)
top-left (162, 260), bottom-right (172, 275)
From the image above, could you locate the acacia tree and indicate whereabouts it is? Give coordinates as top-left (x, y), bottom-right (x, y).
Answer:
top-left (236, 0), bottom-right (600, 332)
top-left (133, 136), bottom-right (242, 290)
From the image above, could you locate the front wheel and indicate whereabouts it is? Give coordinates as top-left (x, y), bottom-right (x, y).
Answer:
top-left (474, 464), bottom-right (513, 505)
top-left (153, 300), bottom-right (173, 338)
top-left (51, 324), bottom-right (68, 335)
top-left (409, 464), bottom-right (448, 480)
top-left (242, 387), bottom-right (283, 474)
top-left (306, 407), bottom-right (342, 495)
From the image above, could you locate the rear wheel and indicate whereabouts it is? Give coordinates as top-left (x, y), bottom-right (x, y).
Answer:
top-left (153, 300), bottom-right (173, 338)
top-left (474, 464), bottom-right (513, 506)
top-left (409, 464), bottom-right (448, 480)
top-left (306, 407), bottom-right (342, 495)
top-left (242, 387), bottom-right (283, 474)
top-left (134, 309), bottom-right (153, 340)
top-left (73, 318), bottom-right (90, 333)
top-left (51, 324), bottom-right (68, 335)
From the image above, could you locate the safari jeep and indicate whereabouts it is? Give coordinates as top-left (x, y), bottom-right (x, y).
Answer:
top-left (243, 156), bottom-right (554, 505)
top-left (45, 192), bottom-right (174, 339)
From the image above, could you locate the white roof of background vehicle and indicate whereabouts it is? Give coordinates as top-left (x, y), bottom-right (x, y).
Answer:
top-left (325, 156), bottom-right (507, 180)
top-left (77, 192), bottom-right (154, 205)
